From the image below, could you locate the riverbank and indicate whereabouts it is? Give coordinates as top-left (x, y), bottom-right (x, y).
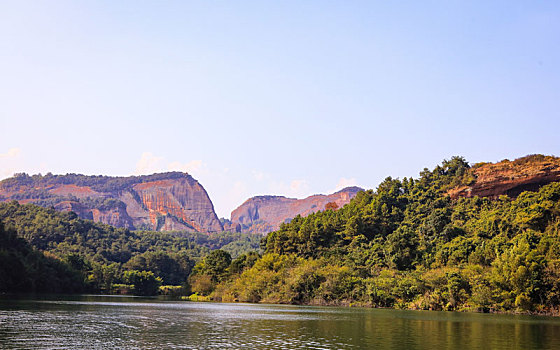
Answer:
top-left (3, 295), bottom-right (560, 349)
top-left (184, 293), bottom-right (560, 317)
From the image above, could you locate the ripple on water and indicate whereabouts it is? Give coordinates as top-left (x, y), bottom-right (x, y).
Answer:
top-left (2, 296), bottom-right (560, 349)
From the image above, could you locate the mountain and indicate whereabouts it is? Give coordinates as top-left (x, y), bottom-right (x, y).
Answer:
top-left (0, 172), bottom-right (223, 233)
top-left (447, 154), bottom-right (560, 199)
top-left (228, 186), bottom-right (363, 234)
top-left (4, 154), bottom-right (555, 236)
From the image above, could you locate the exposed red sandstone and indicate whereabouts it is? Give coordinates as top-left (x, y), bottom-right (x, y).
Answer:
top-left (4, 155), bottom-right (555, 235)
top-left (229, 187), bottom-right (363, 234)
top-left (0, 172), bottom-right (223, 233)
top-left (131, 178), bottom-right (223, 232)
top-left (447, 155), bottom-right (560, 199)
top-left (49, 184), bottom-right (103, 198)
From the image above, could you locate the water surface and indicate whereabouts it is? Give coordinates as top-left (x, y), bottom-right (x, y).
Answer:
top-left (1, 295), bottom-right (560, 349)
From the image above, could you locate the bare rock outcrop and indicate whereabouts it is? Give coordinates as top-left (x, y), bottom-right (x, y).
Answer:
top-left (448, 155), bottom-right (560, 199)
top-left (230, 186), bottom-right (363, 234)
top-left (0, 172), bottom-right (223, 233)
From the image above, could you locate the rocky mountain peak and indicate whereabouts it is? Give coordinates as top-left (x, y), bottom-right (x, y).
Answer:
top-left (228, 186), bottom-right (363, 234)
top-left (0, 172), bottom-right (223, 233)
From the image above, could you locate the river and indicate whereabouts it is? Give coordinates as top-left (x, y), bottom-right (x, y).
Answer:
top-left (1, 295), bottom-right (560, 349)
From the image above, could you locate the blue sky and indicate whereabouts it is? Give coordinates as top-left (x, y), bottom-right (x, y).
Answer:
top-left (1, 1), bottom-right (559, 218)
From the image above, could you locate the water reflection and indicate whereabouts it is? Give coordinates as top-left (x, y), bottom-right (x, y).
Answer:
top-left (1, 295), bottom-right (560, 349)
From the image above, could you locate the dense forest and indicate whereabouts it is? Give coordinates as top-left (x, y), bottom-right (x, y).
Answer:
top-left (3, 155), bottom-right (560, 315)
top-left (187, 156), bottom-right (560, 314)
top-left (0, 202), bottom-right (260, 295)
top-left (0, 222), bottom-right (85, 294)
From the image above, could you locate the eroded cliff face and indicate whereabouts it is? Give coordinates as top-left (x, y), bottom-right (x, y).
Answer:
top-left (54, 200), bottom-right (134, 228)
top-left (0, 172), bottom-right (223, 233)
top-left (448, 155), bottom-right (560, 199)
top-left (131, 178), bottom-right (223, 232)
top-left (229, 187), bottom-right (363, 234)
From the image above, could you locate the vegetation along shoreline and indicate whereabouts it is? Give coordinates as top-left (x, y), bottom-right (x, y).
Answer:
top-left (2, 154), bottom-right (560, 316)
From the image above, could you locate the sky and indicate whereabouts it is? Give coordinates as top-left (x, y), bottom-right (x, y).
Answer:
top-left (1, 1), bottom-right (559, 218)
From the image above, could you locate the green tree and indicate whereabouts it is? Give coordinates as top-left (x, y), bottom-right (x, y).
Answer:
top-left (385, 226), bottom-right (418, 270)
top-left (200, 250), bottom-right (232, 282)
top-left (123, 270), bottom-right (162, 296)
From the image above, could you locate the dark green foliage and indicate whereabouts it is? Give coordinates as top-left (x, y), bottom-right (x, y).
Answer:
top-left (125, 251), bottom-right (193, 285)
top-left (385, 225), bottom-right (419, 270)
top-left (0, 221), bottom-right (85, 293)
top-left (5, 155), bottom-right (560, 313)
top-left (213, 156), bottom-right (560, 313)
top-left (171, 231), bottom-right (262, 258)
top-left (195, 250), bottom-right (232, 282)
top-left (0, 201), bottom-right (208, 263)
top-left (123, 270), bottom-right (162, 296)
top-left (230, 251), bottom-right (260, 274)
top-left (0, 201), bottom-right (261, 294)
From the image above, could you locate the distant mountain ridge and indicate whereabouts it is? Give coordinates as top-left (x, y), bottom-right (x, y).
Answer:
top-left (2, 154), bottom-right (558, 235)
top-left (0, 172), bottom-right (363, 234)
top-left (0, 172), bottom-right (223, 233)
top-left (227, 186), bottom-right (364, 234)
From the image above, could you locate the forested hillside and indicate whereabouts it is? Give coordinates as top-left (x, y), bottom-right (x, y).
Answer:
top-left (0, 222), bottom-right (85, 293)
top-left (0, 202), bottom-right (260, 295)
top-left (3, 155), bottom-right (560, 314)
top-left (199, 155), bottom-right (560, 314)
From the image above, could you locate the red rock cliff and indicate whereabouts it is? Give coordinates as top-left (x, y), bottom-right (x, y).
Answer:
top-left (448, 155), bottom-right (560, 199)
top-left (0, 172), bottom-right (223, 233)
top-left (229, 187), bottom-right (363, 234)
top-left (129, 178), bottom-right (223, 232)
